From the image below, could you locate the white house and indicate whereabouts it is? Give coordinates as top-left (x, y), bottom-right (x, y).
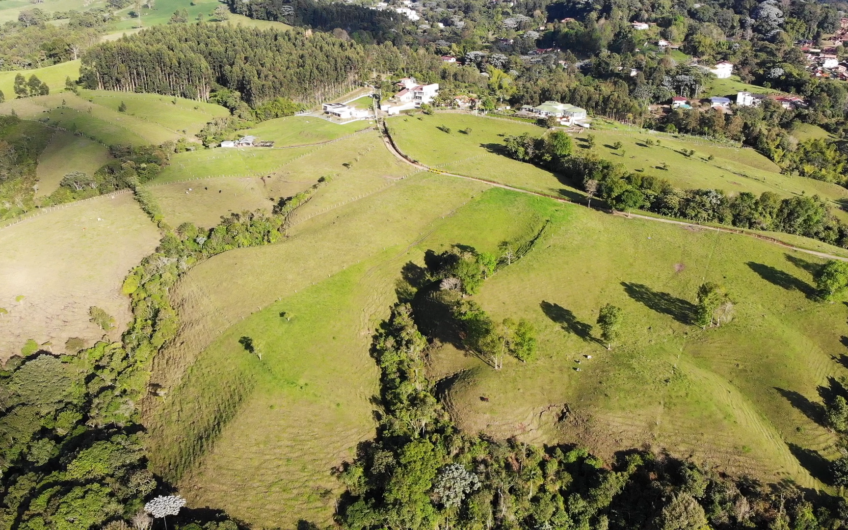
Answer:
top-left (220, 140), bottom-right (236, 148)
top-left (531, 101), bottom-right (588, 124)
top-left (322, 103), bottom-right (370, 120)
top-left (237, 135), bottom-right (256, 146)
top-left (658, 39), bottom-right (670, 47)
top-left (709, 61), bottom-right (733, 79)
top-left (631, 22), bottom-right (649, 30)
top-left (822, 55), bottom-right (839, 68)
top-left (736, 91), bottom-right (764, 107)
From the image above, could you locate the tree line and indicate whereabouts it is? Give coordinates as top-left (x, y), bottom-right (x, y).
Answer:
top-left (501, 130), bottom-right (848, 249)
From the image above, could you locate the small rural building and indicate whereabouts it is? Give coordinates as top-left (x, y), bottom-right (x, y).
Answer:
top-left (671, 96), bottom-right (689, 109)
top-left (736, 91), bottom-right (765, 107)
top-left (658, 39), bottom-right (670, 47)
top-left (441, 56), bottom-right (457, 63)
top-left (821, 55), bottom-right (839, 68)
top-left (631, 22), bottom-right (649, 30)
top-left (771, 95), bottom-right (805, 110)
top-left (220, 140), bottom-right (236, 148)
top-left (237, 136), bottom-right (256, 146)
top-left (709, 61), bottom-right (734, 79)
top-left (709, 96), bottom-right (731, 109)
top-left (322, 103), bottom-right (369, 120)
top-left (531, 101), bottom-right (588, 124)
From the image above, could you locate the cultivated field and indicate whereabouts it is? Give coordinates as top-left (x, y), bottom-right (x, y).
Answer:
top-left (0, 193), bottom-right (159, 360)
top-left (35, 130), bottom-right (111, 197)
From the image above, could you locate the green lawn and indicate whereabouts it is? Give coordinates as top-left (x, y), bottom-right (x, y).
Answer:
top-left (241, 116), bottom-right (372, 147)
top-left (704, 75), bottom-right (779, 98)
top-left (347, 95), bottom-right (375, 110)
top-left (154, 146), bottom-right (318, 183)
top-left (35, 130), bottom-right (111, 197)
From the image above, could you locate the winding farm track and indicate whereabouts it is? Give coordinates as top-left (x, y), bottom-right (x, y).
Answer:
top-left (377, 119), bottom-right (848, 263)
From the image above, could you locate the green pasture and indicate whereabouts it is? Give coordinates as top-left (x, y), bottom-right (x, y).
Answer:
top-left (0, 192), bottom-right (159, 360)
top-left (391, 113), bottom-right (848, 223)
top-left (0, 0), bottom-right (106, 24)
top-left (0, 92), bottom-right (204, 146)
top-left (78, 89), bottom-right (228, 136)
top-left (146, 177), bottom-right (315, 228)
top-left (241, 116), bottom-right (372, 147)
top-left (145, 172), bottom-right (488, 528)
top-left (388, 113), bottom-right (580, 199)
top-left (347, 96), bottom-right (374, 109)
top-left (110, 0), bottom-right (219, 30)
top-left (0, 61), bottom-right (80, 99)
top-left (154, 146), bottom-right (317, 183)
top-left (35, 130), bottom-right (111, 197)
top-left (146, 161), bottom-right (848, 527)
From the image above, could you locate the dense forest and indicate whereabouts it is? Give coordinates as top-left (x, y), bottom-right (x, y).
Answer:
top-left (226, 0), bottom-right (406, 44)
top-left (79, 24), bottom-right (485, 106)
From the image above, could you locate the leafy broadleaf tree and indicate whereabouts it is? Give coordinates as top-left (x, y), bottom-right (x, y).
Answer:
top-left (596, 303), bottom-right (622, 350)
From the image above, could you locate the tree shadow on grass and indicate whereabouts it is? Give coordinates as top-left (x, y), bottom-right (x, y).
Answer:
top-left (787, 443), bottom-right (831, 484)
top-left (621, 282), bottom-right (696, 324)
top-left (785, 253), bottom-right (821, 276)
top-left (540, 301), bottom-right (596, 342)
top-left (746, 262), bottom-right (815, 297)
top-left (775, 387), bottom-right (824, 425)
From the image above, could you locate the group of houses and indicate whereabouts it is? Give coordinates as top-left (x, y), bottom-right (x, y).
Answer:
top-left (670, 91), bottom-right (806, 112)
top-left (519, 101), bottom-right (589, 126)
top-left (380, 77), bottom-right (440, 115)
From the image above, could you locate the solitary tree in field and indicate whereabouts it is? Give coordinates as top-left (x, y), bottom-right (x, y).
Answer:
top-left (118, 101), bottom-right (127, 112)
top-left (586, 134), bottom-right (596, 149)
top-left (596, 303), bottom-right (622, 350)
top-left (584, 179), bottom-right (598, 208)
top-left (695, 282), bottom-right (727, 328)
top-left (612, 141), bottom-right (622, 150)
top-left (815, 260), bottom-right (848, 301)
top-left (214, 4), bottom-right (229, 20)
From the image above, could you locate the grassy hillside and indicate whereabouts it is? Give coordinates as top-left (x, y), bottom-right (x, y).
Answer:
top-left (79, 89), bottom-right (228, 136)
top-left (142, 145), bottom-right (848, 527)
top-left (0, 192), bottom-right (159, 359)
top-left (241, 116), bottom-right (372, 147)
top-left (146, 177), bottom-right (315, 228)
top-left (0, 61), bottom-right (80, 99)
top-left (0, 91), bottom-right (226, 146)
top-left (390, 113), bottom-right (848, 222)
top-left (35, 130), bottom-right (111, 197)
top-left (388, 113), bottom-right (580, 198)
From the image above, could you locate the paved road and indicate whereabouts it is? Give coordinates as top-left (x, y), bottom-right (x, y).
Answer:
top-left (377, 119), bottom-right (848, 263)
